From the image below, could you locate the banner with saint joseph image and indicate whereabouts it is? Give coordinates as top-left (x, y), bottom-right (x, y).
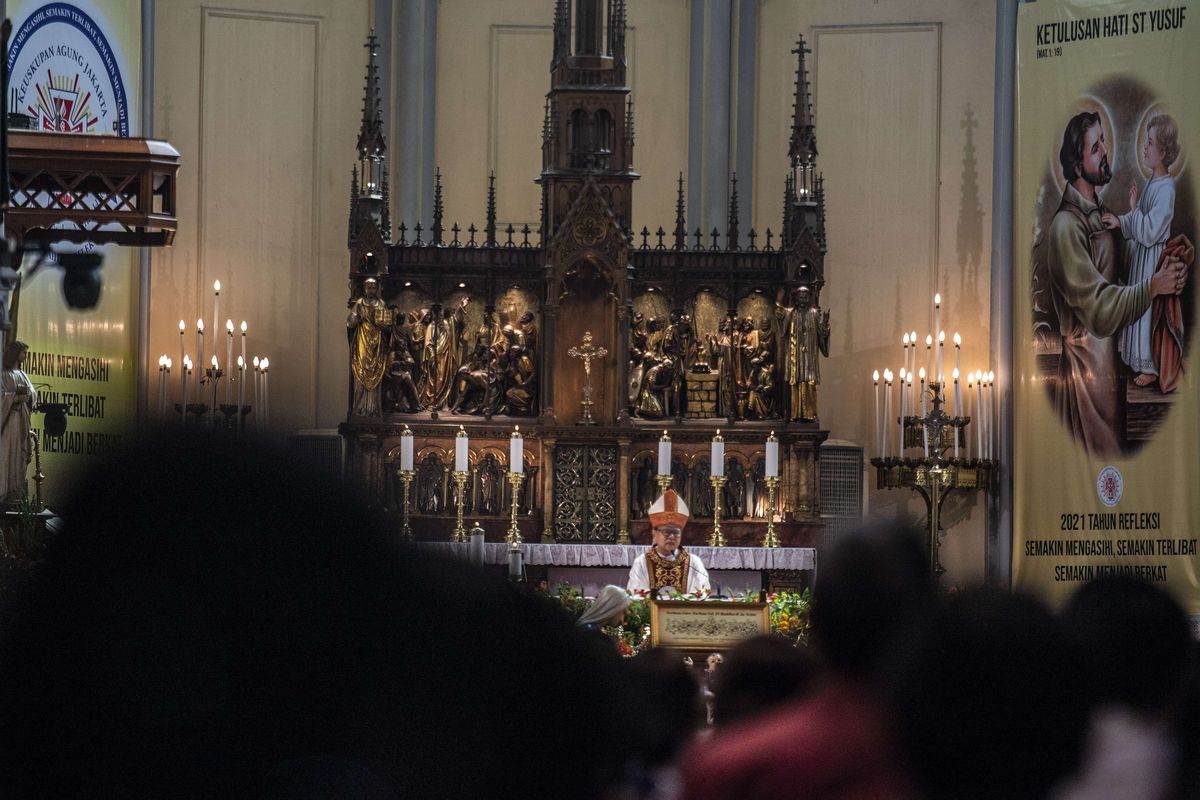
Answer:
top-left (1013, 0), bottom-right (1199, 619)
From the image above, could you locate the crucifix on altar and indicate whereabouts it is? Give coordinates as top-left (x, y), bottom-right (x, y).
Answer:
top-left (568, 331), bottom-right (607, 426)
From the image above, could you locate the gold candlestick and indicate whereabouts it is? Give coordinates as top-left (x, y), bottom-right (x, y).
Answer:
top-left (451, 469), bottom-right (469, 542)
top-left (506, 470), bottom-right (526, 545)
top-left (762, 475), bottom-right (780, 548)
top-left (397, 468), bottom-right (415, 541)
top-left (656, 473), bottom-right (672, 495)
top-left (709, 475), bottom-right (727, 547)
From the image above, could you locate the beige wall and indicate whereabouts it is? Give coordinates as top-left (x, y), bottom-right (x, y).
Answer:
top-left (757, 0), bottom-right (997, 584)
top-left (433, 0), bottom-right (690, 235)
top-left (149, 0), bottom-right (370, 435)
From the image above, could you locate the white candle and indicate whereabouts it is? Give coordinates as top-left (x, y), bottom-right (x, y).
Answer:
top-left (711, 431), bottom-right (725, 477)
top-left (455, 426), bottom-right (469, 472)
top-left (953, 369), bottom-right (961, 458)
top-left (508, 544), bottom-right (523, 580)
top-left (196, 318), bottom-right (205, 397)
top-left (901, 334), bottom-right (909, 393)
top-left (252, 356), bottom-right (261, 430)
top-left (906, 373), bottom-right (913, 454)
top-left (225, 320), bottom-right (234, 404)
top-left (933, 293), bottom-right (941, 351)
top-left (967, 373), bottom-right (974, 458)
top-left (212, 279), bottom-right (221, 342)
top-left (240, 321), bottom-right (247, 383)
top-left (937, 330), bottom-right (945, 383)
top-left (925, 334), bottom-right (933, 384)
top-left (919, 367), bottom-right (929, 458)
top-left (510, 426), bottom-right (524, 473)
top-left (953, 332), bottom-right (961, 380)
top-left (178, 320), bottom-right (186, 412)
top-left (883, 371), bottom-right (893, 458)
top-left (657, 431), bottom-right (671, 476)
top-left (872, 372), bottom-right (880, 457)
top-left (470, 525), bottom-right (486, 564)
top-left (766, 432), bottom-right (779, 477)
top-left (156, 356), bottom-right (165, 420)
top-left (262, 357), bottom-right (269, 429)
top-left (909, 331), bottom-right (918, 411)
top-left (236, 356), bottom-right (246, 430)
top-left (975, 372), bottom-right (983, 459)
top-left (898, 368), bottom-right (907, 444)
top-left (401, 426), bottom-right (414, 471)
top-left (182, 357), bottom-right (191, 417)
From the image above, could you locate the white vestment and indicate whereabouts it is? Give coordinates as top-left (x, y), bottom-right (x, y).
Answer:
top-left (627, 548), bottom-right (711, 595)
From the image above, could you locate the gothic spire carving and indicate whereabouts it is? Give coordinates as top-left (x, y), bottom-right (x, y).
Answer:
top-left (432, 167), bottom-right (444, 245)
top-left (485, 172), bottom-right (497, 247)
top-left (673, 173), bottom-right (687, 251)
top-left (357, 28), bottom-right (386, 162)
top-left (788, 35), bottom-right (817, 170)
top-left (727, 173), bottom-right (740, 250)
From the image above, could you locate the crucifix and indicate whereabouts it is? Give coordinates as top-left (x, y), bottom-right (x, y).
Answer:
top-left (568, 330), bottom-right (607, 425)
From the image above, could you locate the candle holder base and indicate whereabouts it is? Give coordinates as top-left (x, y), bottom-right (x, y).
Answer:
top-left (506, 470), bottom-right (526, 545)
top-left (397, 469), bottom-right (415, 542)
top-left (761, 475), bottom-right (781, 548)
top-left (451, 470), bottom-right (469, 543)
top-left (708, 475), bottom-right (727, 547)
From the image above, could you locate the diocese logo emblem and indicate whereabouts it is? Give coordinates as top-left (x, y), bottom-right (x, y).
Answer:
top-left (6, 3), bottom-right (131, 138)
top-left (1096, 465), bottom-right (1123, 507)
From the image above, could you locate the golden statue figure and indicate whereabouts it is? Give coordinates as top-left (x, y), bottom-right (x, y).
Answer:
top-left (777, 285), bottom-right (830, 422)
top-left (416, 296), bottom-right (469, 410)
top-left (348, 277), bottom-right (388, 416)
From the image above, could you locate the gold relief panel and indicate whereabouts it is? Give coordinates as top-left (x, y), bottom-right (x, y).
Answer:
top-left (633, 292), bottom-right (670, 323)
top-left (736, 294), bottom-right (774, 327)
top-left (392, 288), bottom-right (433, 319)
top-left (688, 290), bottom-right (727, 339)
top-left (496, 286), bottom-right (539, 326)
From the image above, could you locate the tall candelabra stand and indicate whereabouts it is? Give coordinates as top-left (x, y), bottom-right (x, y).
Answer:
top-left (708, 476), bottom-right (727, 547)
top-left (397, 468), bottom-right (415, 541)
top-left (761, 475), bottom-right (781, 548)
top-left (506, 470), bottom-right (526, 545)
top-left (451, 470), bottom-right (469, 542)
top-left (870, 381), bottom-right (997, 579)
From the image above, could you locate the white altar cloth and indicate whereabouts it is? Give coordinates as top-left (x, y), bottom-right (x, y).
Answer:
top-left (418, 543), bottom-right (816, 571)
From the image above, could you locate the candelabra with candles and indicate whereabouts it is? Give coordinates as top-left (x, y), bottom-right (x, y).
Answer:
top-left (869, 293), bottom-right (998, 579)
top-left (162, 280), bottom-right (268, 433)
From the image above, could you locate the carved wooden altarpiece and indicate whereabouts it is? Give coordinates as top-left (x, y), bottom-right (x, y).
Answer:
top-left (340, 6), bottom-right (832, 547)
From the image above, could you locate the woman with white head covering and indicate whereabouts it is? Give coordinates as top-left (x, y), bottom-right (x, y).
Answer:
top-left (576, 585), bottom-right (633, 631)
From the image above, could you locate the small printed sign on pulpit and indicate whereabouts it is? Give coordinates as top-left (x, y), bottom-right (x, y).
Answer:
top-left (649, 600), bottom-right (769, 653)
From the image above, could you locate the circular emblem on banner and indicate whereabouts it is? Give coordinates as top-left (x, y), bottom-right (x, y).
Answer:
top-left (6, 3), bottom-right (131, 137)
top-left (1096, 466), bottom-right (1123, 507)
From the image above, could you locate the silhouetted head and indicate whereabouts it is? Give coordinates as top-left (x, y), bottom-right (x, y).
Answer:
top-left (1063, 575), bottom-right (1192, 717)
top-left (885, 588), bottom-right (1089, 800)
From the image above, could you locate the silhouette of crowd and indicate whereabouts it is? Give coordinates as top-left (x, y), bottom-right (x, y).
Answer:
top-left (0, 432), bottom-right (1195, 799)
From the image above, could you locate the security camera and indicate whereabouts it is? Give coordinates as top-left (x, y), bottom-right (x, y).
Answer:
top-left (55, 251), bottom-right (103, 310)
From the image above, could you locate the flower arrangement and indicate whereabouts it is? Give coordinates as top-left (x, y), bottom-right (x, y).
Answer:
top-left (767, 589), bottom-right (813, 645)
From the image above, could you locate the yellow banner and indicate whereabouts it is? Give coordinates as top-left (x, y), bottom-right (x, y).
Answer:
top-left (6, 0), bottom-right (141, 504)
top-left (1014, 1), bottom-right (1199, 614)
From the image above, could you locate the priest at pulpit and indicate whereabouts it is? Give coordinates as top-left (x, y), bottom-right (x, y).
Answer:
top-left (627, 489), bottom-right (711, 596)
